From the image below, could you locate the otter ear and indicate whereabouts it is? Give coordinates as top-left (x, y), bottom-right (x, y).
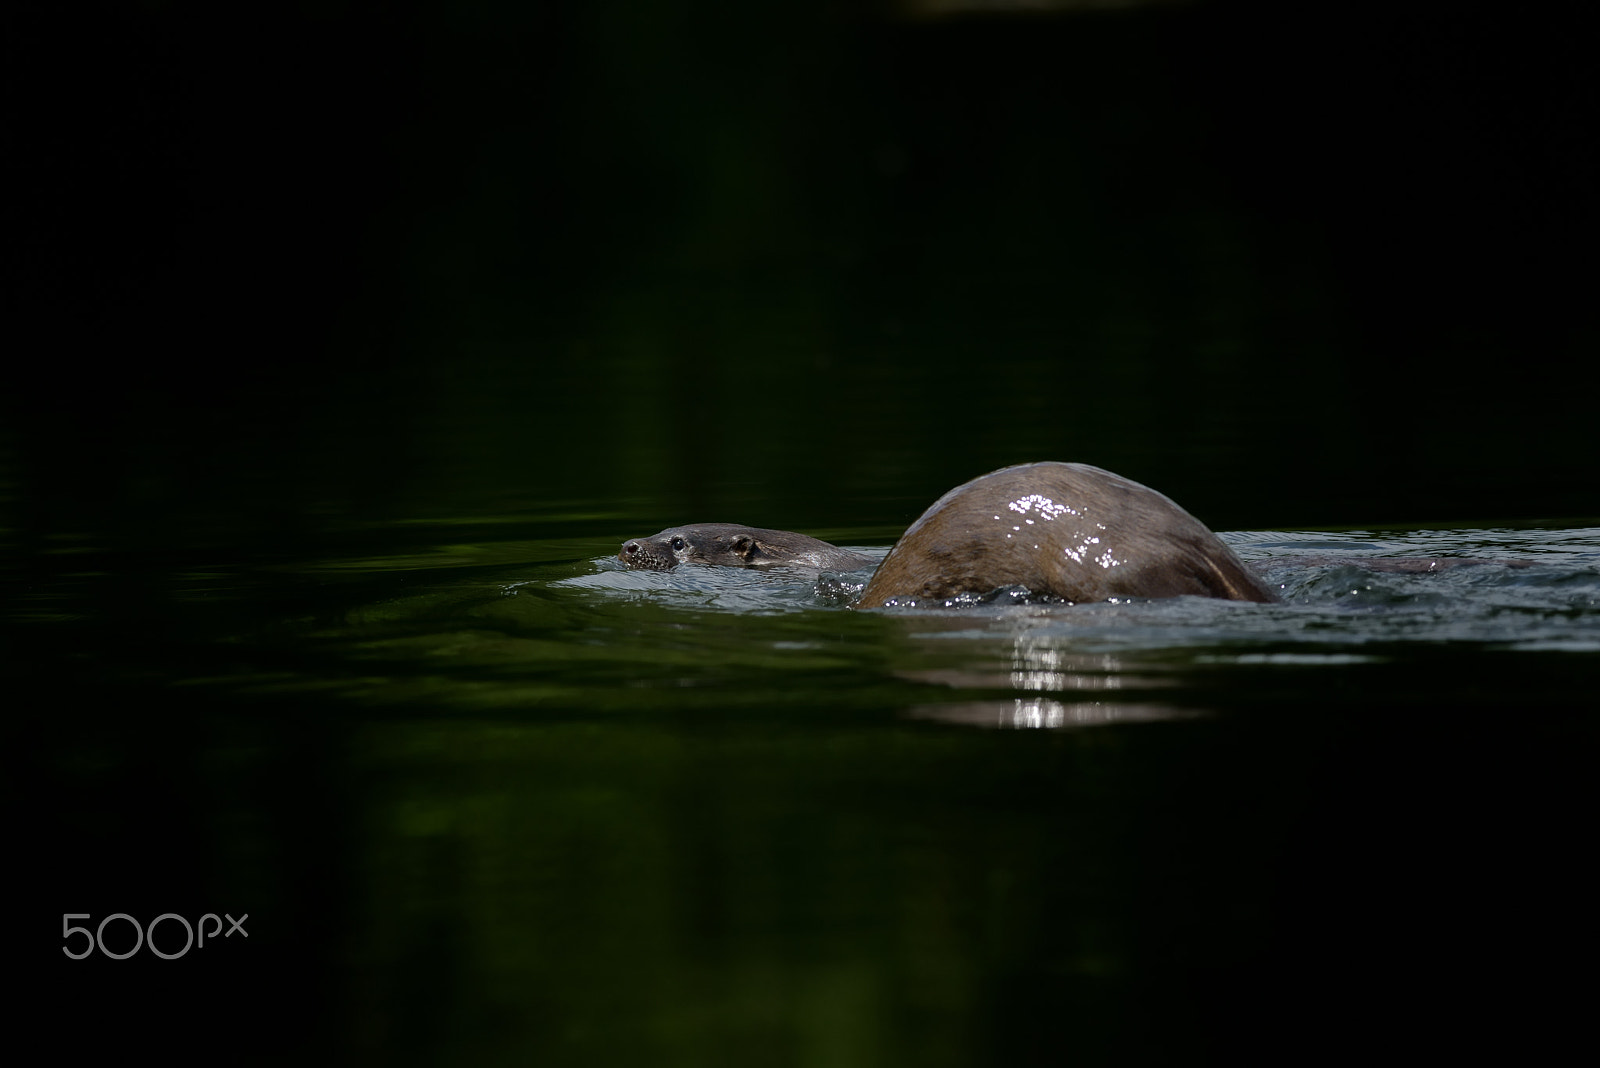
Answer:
top-left (729, 535), bottom-right (760, 562)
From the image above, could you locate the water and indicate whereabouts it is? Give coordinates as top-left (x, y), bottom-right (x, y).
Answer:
top-left (23, 516), bottom-right (1599, 1065)
top-left (277, 523), bottom-right (1598, 716)
top-left (70, 522), bottom-right (1587, 716)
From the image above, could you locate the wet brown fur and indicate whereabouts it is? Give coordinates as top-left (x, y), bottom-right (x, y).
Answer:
top-left (856, 461), bottom-right (1278, 607)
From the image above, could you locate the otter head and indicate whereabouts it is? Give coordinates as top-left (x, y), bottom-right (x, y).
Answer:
top-left (618, 525), bottom-right (770, 571)
top-left (619, 530), bottom-right (695, 571)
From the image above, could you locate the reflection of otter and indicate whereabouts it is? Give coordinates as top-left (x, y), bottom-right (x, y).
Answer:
top-left (857, 462), bottom-right (1278, 608)
top-left (619, 523), bottom-right (873, 573)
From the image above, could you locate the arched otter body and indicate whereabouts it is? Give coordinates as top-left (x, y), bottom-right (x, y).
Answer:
top-left (620, 523), bottom-right (873, 572)
top-left (856, 462), bottom-right (1278, 608)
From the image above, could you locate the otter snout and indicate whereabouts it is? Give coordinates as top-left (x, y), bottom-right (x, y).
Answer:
top-left (619, 538), bottom-right (675, 571)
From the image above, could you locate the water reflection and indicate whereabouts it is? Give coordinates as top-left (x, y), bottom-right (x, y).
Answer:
top-left (911, 696), bottom-right (1195, 729)
top-left (903, 629), bottom-right (1194, 729)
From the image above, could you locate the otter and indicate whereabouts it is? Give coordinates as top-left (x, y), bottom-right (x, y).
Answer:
top-left (619, 523), bottom-right (874, 573)
top-left (619, 463), bottom-right (1277, 607)
top-left (856, 462), bottom-right (1279, 608)
top-left (618, 465), bottom-right (1531, 607)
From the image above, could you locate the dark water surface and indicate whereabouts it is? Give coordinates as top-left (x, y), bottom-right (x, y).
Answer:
top-left (20, 508), bottom-right (1600, 1065)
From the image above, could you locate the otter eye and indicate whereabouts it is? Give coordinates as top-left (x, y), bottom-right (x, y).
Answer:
top-left (669, 537), bottom-right (686, 552)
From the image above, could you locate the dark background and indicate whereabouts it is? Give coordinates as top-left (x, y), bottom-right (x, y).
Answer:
top-left (7, 0), bottom-right (1596, 557)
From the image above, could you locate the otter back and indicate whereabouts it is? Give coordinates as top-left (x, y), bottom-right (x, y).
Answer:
top-left (856, 461), bottom-right (1277, 607)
